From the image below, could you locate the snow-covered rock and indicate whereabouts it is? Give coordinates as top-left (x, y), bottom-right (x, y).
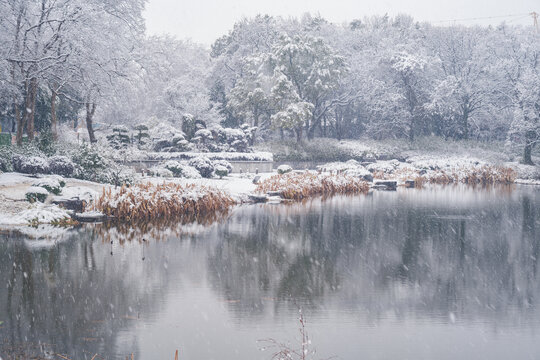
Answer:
top-left (0, 203), bottom-right (71, 225)
top-left (277, 164), bottom-right (293, 174)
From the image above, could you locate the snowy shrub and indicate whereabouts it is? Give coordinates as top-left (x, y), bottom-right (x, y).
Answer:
top-left (134, 124), bottom-right (150, 147)
top-left (194, 129), bottom-right (213, 141)
top-left (159, 161), bottom-right (202, 179)
top-left (25, 186), bottom-right (50, 203)
top-left (177, 164), bottom-right (201, 179)
top-left (47, 174), bottom-right (66, 187)
top-left (49, 156), bottom-right (75, 177)
top-left (345, 167), bottom-right (374, 182)
top-left (366, 160), bottom-right (400, 174)
top-left (277, 164), bottom-right (293, 175)
top-left (163, 160), bottom-right (184, 176)
top-left (153, 139), bottom-right (172, 152)
top-left (148, 166), bottom-right (174, 178)
top-left (214, 165), bottom-right (229, 179)
top-left (97, 163), bottom-right (135, 187)
top-left (152, 131), bottom-right (192, 152)
top-left (212, 159), bottom-right (233, 173)
top-left (0, 147), bottom-right (12, 172)
top-left (171, 134), bottom-right (185, 143)
top-left (188, 156), bottom-right (214, 178)
top-left (107, 125), bottom-right (131, 149)
top-left (319, 160), bottom-right (373, 182)
top-left (12, 155), bottom-right (50, 174)
top-left (71, 144), bottom-right (107, 180)
top-left (32, 177), bottom-right (64, 195)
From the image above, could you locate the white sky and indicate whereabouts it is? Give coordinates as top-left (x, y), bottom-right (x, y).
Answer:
top-left (144, 0), bottom-right (538, 45)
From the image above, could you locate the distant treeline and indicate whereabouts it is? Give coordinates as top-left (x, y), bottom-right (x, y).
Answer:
top-left (0, 7), bottom-right (538, 163)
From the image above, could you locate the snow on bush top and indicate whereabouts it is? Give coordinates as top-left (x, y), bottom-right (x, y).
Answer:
top-left (32, 177), bottom-right (62, 191)
top-left (145, 151), bottom-right (273, 162)
top-left (25, 186), bottom-right (50, 195)
top-left (16, 204), bottom-right (71, 225)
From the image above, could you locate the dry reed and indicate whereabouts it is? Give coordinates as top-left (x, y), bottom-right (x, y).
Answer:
top-left (95, 182), bottom-right (236, 222)
top-left (256, 172), bottom-right (369, 200)
top-left (428, 165), bottom-right (516, 185)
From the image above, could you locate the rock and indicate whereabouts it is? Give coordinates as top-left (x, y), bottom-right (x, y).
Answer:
top-left (277, 164), bottom-right (292, 174)
top-left (53, 197), bottom-right (87, 212)
top-left (267, 196), bottom-right (283, 203)
top-left (405, 180), bottom-right (416, 188)
top-left (72, 211), bottom-right (108, 222)
top-left (248, 194), bottom-right (267, 203)
top-left (373, 180), bottom-right (397, 191)
top-left (363, 174), bottom-right (374, 182)
top-left (267, 191), bottom-right (283, 197)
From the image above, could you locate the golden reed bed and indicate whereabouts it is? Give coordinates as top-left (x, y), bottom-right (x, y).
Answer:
top-left (96, 183), bottom-right (236, 222)
top-left (256, 172), bottom-right (370, 200)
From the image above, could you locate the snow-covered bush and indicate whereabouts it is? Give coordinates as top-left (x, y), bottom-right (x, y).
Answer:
top-left (25, 186), bottom-right (50, 203)
top-left (107, 125), bottom-right (131, 149)
top-left (214, 165), bottom-right (229, 179)
top-left (212, 126), bottom-right (250, 152)
top-left (189, 156), bottom-right (214, 178)
top-left (153, 132), bottom-right (192, 152)
top-left (212, 159), bottom-right (233, 173)
top-left (318, 160), bottom-right (373, 181)
top-left (194, 129), bottom-right (213, 141)
top-left (277, 164), bottom-right (292, 175)
top-left (148, 166), bottom-right (174, 178)
top-left (134, 124), bottom-right (150, 147)
top-left (32, 177), bottom-right (64, 195)
top-left (0, 147), bottom-right (12, 172)
top-left (49, 156), bottom-right (75, 177)
top-left (345, 167), bottom-right (374, 182)
top-left (366, 160), bottom-right (401, 175)
top-left (162, 160), bottom-right (202, 179)
top-left (47, 174), bottom-right (67, 187)
top-left (70, 144), bottom-right (108, 180)
top-left (12, 155), bottom-right (50, 174)
top-left (98, 163), bottom-right (136, 186)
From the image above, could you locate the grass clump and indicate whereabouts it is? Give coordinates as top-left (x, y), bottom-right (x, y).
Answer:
top-left (256, 172), bottom-right (369, 200)
top-left (427, 165), bottom-right (516, 185)
top-left (95, 182), bottom-right (236, 222)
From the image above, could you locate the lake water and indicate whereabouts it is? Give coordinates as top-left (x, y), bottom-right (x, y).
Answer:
top-left (1, 185), bottom-right (539, 360)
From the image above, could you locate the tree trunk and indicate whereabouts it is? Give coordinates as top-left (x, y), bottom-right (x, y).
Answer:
top-left (50, 90), bottom-right (58, 140)
top-left (409, 117), bottom-right (415, 142)
top-left (295, 126), bottom-right (303, 144)
top-left (25, 77), bottom-right (38, 142)
top-left (14, 97), bottom-right (23, 146)
top-left (462, 108), bottom-right (469, 140)
top-left (522, 130), bottom-right (535, 165)
top-left (86, 102), bottom-right (97, 143)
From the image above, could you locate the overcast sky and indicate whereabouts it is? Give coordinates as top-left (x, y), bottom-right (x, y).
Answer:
top-left (144, 0), bottom-right (538, 45)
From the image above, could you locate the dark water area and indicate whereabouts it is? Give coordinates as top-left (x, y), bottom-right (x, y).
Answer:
top-left (1, 185), bottom-right (539, 359)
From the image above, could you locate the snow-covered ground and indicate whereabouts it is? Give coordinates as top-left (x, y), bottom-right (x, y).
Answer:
top-left (0, 171), bottom-right (273, 230)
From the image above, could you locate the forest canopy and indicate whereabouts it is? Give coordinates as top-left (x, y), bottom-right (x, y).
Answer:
top-left (0, 3), bottom-right (539, 163)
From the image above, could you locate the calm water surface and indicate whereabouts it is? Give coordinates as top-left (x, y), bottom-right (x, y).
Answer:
top-left (1, 185), bottom-right (539, 359)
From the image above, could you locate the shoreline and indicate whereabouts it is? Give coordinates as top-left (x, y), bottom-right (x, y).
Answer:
top-left (0, 154), bottom-right (539, 235)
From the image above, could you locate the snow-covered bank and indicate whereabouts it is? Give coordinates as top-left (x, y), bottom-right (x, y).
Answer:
top-left (0, 151), bottom-right (538, 234)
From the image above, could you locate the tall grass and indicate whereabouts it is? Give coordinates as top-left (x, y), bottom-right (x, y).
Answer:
top-left (95, 183), bottom-right (236, 222)
top-left (372, 165), bottom-right (516, 186)
top-left (427, 165), bottom-right (516, 185)
top-left (256, 172), bottom-right (369, 200)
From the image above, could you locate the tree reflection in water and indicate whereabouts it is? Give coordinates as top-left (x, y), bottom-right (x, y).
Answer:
top-left (0, 185), bottom-right (539, 359)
